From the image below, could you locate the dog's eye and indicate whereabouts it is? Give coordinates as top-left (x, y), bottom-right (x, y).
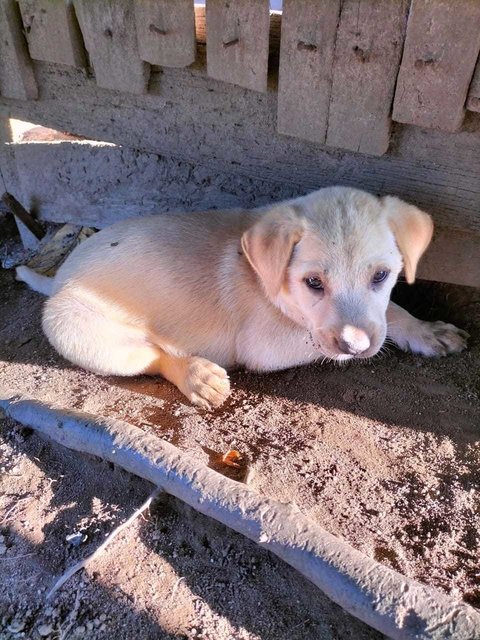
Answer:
top-left (372, 270), bottom-right (390, 285)
top-left (305, 276), bottom-right (324, 291)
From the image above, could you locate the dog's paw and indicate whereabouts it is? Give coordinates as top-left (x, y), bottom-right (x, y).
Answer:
top-left (396, 320), bottom-right (469, 357)
top-left (181, 357), bottom-right (231, 410)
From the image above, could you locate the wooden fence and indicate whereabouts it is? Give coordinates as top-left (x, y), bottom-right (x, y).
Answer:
top-left (2, 0), bottom-right (480, 154)
top-left (0, 0), bottom-right (480, 286)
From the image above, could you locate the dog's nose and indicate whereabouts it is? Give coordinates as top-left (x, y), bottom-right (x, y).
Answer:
top-left (336, 325), bottom-right (371, 356)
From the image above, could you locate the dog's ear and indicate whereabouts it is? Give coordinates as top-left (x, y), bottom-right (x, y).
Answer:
top-left (382, 196), bottom-right (434, 284)
top-left (241, 207), bottom-right (305, 298)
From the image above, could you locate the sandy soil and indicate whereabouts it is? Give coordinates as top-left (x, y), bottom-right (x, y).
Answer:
top-left (0, 220), bottom-right (479, 640)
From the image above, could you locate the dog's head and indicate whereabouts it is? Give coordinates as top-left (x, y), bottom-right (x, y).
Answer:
top-left (241, 187), bottom-right (433, 361)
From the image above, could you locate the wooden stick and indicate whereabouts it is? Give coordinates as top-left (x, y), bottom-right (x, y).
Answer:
top-left (1, 389), bottom-right (479, 640)
top-left (47, 488), bottom-right (162, 598)
top-left (1, 192), bottom-right (45, 240)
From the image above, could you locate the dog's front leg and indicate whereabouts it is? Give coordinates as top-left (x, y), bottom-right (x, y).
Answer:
top-left (146, 351), bottom-right (230, 410)
top-left (386, 301), bottom-right (468, 356)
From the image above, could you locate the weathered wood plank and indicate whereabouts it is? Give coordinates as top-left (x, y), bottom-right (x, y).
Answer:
top-left (73, 0), bottom-right (149, 94)
top-left (18, 0), bottom-right (86, 68)
top-left (418, 229), bottom-right (480, 288)
top-left (134, 0), bottom-right (195, 68)
top-left (467, 57), bottom-right (480, 113)
top-left (326, 0), bottom-right (409, 156)
top-left (206, 0), bottom-right (270, 92)
top-left (194, 4), bottom-right (289, 67)
top-left (0, 0), bottom-right (38, 100)
top-left (392, 0), bottom-right (480, 131)
top-left (1, 62), bottom-right (480, 238)
top-left (277, 0), bottom-right (341, 144)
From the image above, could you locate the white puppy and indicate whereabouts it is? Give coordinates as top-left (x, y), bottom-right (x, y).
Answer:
top-left (17, 187), bottom-right (468, 409)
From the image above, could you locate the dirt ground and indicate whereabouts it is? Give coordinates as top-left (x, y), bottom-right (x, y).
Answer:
top-left (0, 218), bottom-right (479, 640)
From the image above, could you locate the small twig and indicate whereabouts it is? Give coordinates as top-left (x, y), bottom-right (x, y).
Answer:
top-left (1, 192), bottom-right (45, 240)
top-left (47, 488), bottom-right (162, 599)
top-left (291, 618), bottom-right (310, 630)
top-left (0, 552), bottom-right (35, 560)
top-left (58, 586), bottom-right (82, 640)
top-left (1, 496), bottom-right (31, 524)
top-left (170, 576), bottom-right (186, 600)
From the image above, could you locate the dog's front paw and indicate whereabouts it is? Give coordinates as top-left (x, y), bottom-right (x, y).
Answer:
top-left (181, 357), bottom-right (231, 410)
top-left (396, 320), bottom-right (469, 357)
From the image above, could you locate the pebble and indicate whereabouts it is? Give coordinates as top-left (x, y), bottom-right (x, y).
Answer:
top-left (0, 543), bottom-right (7, 555)
top-left (38, 623), bottom-right (53, 636)
top-left (66, 532), bottom-right (87, 546)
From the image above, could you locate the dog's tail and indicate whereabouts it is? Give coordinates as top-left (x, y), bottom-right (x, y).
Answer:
top-left (16, 265), bottom-right (54, 297)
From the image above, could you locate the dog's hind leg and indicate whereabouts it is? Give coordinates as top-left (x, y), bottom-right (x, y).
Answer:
top-left (386, 301), bottom-right (468, 356)
top-left (42, 287), bottom-right (164, 376)
top-left (43, 287), bottom-right (230, 408)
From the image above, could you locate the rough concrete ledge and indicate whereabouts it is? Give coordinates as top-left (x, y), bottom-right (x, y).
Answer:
top-left (0, 137), bottom-right (479, 288)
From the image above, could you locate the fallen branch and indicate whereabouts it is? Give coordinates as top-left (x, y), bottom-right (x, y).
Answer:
top-left (1, 389), bottom-right (479, 640)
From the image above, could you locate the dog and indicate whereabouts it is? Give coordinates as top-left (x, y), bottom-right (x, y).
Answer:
top-left (16, 187), bottom-right (468, 409)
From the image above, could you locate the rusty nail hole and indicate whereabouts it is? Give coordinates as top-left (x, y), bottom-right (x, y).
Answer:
top-left (104, 28), bottom-right (113, 38)
top-left (353, 45), bottom-right (370, 62)
top-left (297, 41), bottom-right (317, 52)
top-left (414, 57), bottom-right (435, 69)
top-left (223, 38), bottom-right (239, 48)
top-left (149, 24), bottom-right (168, 35)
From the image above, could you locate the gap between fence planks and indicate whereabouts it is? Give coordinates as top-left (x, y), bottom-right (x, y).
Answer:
top-left (134, 0), bottom-right (196, 68)
top-left (18, 0), bottom-right (86, 68)
top-left (325, 0), bottom-right (409, 156)
top-left (206, 0), bottom-right (270, 93)
top-left (393, 0), bottom-right (480, 131)
top-left (0, 0), bottom-right (38, 100)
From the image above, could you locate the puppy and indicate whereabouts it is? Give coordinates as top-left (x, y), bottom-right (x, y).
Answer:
top-left (17, 187), bottom-right (468, 409)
